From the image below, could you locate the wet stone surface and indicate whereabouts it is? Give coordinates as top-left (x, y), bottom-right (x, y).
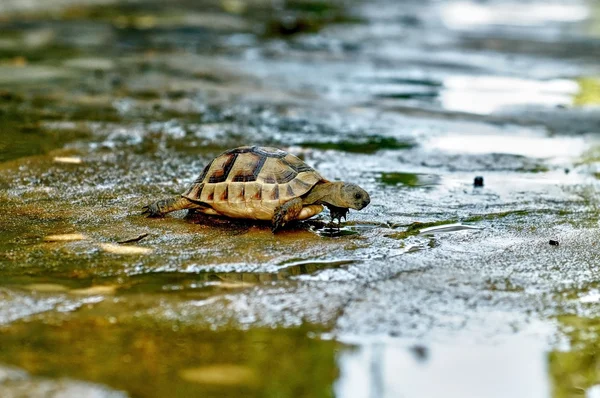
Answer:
top-left (1, 0), bottom-right (600, 397)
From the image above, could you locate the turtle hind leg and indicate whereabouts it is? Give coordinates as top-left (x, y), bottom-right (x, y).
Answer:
top-left (142, 196), bottom-right (196, 218)
top-left (272, 197), bottom-right (303, 232)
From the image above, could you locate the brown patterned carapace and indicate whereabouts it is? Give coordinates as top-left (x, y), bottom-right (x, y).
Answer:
top-left (183, 146), bottom-right (324, 205)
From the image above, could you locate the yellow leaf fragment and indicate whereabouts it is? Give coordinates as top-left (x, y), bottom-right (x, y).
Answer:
top-left (23, 283), bottom-right (69, 293)
top-left (53, 156), bottom-right (83, 164)
top-left (70, 285), bottom-right (117, 296)
top-left (179, 364), bottom-right (257, 386)
top-left (216, 282), bottom-right (256, 289)
top-left (43, 233), bottom-right (86, 242)
top-left (99, 243), bottom-right (152, 255)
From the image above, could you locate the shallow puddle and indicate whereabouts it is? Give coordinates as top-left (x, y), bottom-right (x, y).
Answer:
top-left (0, 321), bottom-right (340, 398)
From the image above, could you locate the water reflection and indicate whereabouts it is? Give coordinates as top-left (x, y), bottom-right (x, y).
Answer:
top-left (441, 2), bottom-right (589, 28)
top-left (440, 76), bottom-right (578, 114)
top-left (336, 337), bottom-right (550, 398)
top-left (550, 314), bottom-right (600, 398)
top-left (0, 323), bottom-right (339, 398)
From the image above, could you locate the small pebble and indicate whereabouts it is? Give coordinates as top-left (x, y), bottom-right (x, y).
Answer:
top-left (410, 345), bottom-right (429, 361)
top-left (474, 176), bottom-right (484, 187)
top-left (549, 240), bottom-right (559, 246)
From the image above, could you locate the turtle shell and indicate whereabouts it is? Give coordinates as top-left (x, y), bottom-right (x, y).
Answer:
top-left (182, 146), bottom-right (326, 220)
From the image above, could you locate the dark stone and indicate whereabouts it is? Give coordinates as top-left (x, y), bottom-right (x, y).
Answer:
top-left (549, 240), bottom-right (559, 246)
top-left (409, 345), bottom-right (429, 362)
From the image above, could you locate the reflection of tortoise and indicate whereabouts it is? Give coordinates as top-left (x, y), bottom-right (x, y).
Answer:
top-left (143, 146), bottom-right (370, 231)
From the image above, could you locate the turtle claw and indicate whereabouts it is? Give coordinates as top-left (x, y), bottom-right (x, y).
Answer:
top-left (142, 202), bottom-right (164, 218)
top-left (272, 214), bottom-right (285, 232)
top-left (272, 204), bottom-right (287, 232)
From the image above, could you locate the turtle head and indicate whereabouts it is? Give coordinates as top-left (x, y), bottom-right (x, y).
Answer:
top-left (339, 183), bottom-right (370, 210)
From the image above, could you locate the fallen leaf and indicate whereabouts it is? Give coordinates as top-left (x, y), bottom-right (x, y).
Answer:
top-left (53, 156), bottom-right (83, 164)
top-left (99, 243), bottom-right (152, 255)
top-left (44, 233), bottom-right (86, 242)
top-left (70, 285), bottom-right (118, 296)
top-left (179, 364), bottom-right (257, 386)
top-left (23, 283), bottom-right (69, 293)
top-left (216, 282), bottom-right (257, 289)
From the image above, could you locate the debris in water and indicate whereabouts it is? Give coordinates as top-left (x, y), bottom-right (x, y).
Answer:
top-left (70, 285), bottom-right (118, 296)
top-left (99, 243), bottom-right (152, 255)
top-left (474, 176), bottom-right (484, 187)
top-left (214, 282), bottom-right (257, 289)
top-left (53, 156), bottom-right (83, 164)
top-left (549, 239), bottom-right (559, 246)
top-left (23, 283), bottom-right (69, 293)
top-left (117, 233), bottom-right (149, 244)
top-left (419, 223), bottom-right (483, 235)
top-left (43, 233), bottom-right (86, 242)
top-left (179, 365), bottom-right (257, 386)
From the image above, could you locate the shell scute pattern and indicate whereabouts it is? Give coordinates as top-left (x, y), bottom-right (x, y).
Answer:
top-left (182, 146), bottom-right (325, 219)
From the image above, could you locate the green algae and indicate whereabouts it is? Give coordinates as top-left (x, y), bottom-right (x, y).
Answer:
top-left (301, 136), bottom-right (415, 154)
top-left (574, 77), bottom-right (600, 106)
top-left (0, 45), bottom-right (80, 64)
top-left (576, 144), bottom-right (600, 166)
top-left (516, 164), bottom-right (550, 173)
top-left (485, 277), bottom-right (524, 292)
top-left (379, 172), bottom-right (420, 186)
top-left (0, 117), bottom-right (91, 162)
top-left (378, 172), bottom-right (439, 187)
top-left (385, 210), bottom-right (544, 240)
top-left (262, 0), bottom-right (363, 37)
top-left (462, 210), bottom-right (532, 223)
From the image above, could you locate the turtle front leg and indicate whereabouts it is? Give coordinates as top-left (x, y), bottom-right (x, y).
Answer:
top-left (142, 196), bottom-right (195, 217)
top-left (272, 198), bottom-right (303, 232)
top-left (325, 205), bottom-right (349, 228)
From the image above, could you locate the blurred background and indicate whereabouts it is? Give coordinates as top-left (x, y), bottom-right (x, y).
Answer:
top-left (1, 0), bottom-right (600, 397)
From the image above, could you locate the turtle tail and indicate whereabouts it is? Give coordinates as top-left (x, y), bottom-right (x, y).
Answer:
top-left (142, 196), bottom-right (194, 217)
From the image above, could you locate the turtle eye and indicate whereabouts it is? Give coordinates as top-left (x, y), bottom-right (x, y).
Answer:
top-left (354, 193), bottom-right (362, 200)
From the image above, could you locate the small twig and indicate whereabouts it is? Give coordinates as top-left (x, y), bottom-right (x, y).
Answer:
top-left (117, 233), bottom-right (149, 244)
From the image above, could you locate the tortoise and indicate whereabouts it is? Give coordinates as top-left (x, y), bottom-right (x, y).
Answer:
top-left (142, 146), bottom-right (370, 231)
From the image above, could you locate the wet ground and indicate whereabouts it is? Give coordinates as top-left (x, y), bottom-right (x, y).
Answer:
top-left (1, 0), bottom-right (600, 396)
